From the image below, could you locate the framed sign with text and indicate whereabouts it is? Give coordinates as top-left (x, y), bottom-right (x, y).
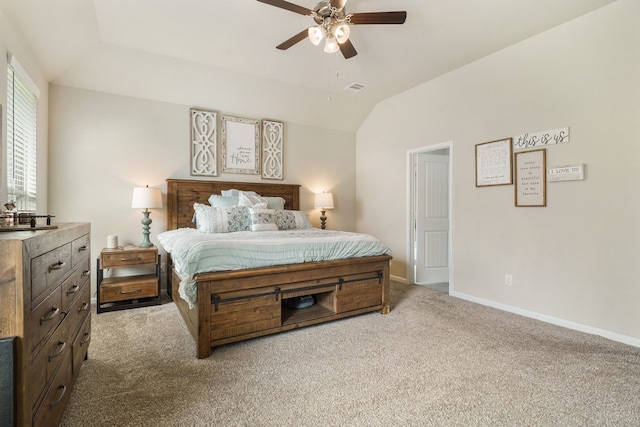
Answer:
top-left (475, 138), bottom-right (513, 187)
top-left (515, 149), bottom-right (546, 207)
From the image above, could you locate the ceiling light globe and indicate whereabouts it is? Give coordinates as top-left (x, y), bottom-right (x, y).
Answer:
top-left (324, 36), bottom-right (339, 53)
top-left (308, 26), bottom-right (325, 46)
top-left (334, 23), bottom-right (350, 44)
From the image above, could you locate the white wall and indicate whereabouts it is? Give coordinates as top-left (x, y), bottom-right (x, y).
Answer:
top-left (0, 10), bottom-right (49, 211)
top-left (48, 85), bottom-right (356, 299)
top-left (356, 0), bottom-right (640, 344)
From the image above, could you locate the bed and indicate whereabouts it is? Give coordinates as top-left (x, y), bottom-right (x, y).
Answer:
top-left (163, 179), bottom-right (392, 358)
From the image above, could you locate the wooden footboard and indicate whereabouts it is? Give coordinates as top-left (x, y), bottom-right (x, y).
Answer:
top-left (172, 255), bottom-right (391, 359)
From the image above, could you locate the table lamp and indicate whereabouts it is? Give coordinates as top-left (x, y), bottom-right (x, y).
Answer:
top-left (131, 185), bottom-right (163, 247)
top-left (314, 192), bottom-right (334, 230)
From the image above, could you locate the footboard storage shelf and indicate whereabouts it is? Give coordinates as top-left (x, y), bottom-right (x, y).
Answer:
top-left (170, 255), bottom-right (392, 358)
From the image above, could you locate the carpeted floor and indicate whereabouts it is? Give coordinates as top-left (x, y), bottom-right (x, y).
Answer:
top-left (60, 282), bottom-right (640, 426)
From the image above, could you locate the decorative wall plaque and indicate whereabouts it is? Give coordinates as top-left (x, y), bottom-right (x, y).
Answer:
top-left (261, 120), bottom-right (284, 180)
top-left (221, 115), bottom-right (260, 175)
top-left (190, 108), bottom-right (218, 176)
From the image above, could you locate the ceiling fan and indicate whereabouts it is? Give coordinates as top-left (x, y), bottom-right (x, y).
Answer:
top-left (257, 0), bottom-right (407, 59)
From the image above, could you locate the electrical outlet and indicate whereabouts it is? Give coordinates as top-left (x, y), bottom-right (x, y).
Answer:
top-left (505, 274), bottom-right (513, 286)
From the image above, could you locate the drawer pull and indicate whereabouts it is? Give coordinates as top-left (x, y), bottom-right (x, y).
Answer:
top-left (81, 269), bottom-right (91, 277)
top-left (40, 306), bottom-right (60, 324)
top-left (119, 256), bottom-right (142, 262)
top-left (66, 284), bottom-right (80, 295)
top-left (49, 340), bottom-right (67, 362)
top-left (120, 288), bottom-right (142, 295)
top-left (50, 385), bottom-right (67, 408)
top-left (78, 302), bottom-right (90, 312)
top-left (80, 332), bottom-right (91, 345)
top-left (48, 261), bottom-right (66, 272)
top-left (78, 244), bottom-right (88, 251)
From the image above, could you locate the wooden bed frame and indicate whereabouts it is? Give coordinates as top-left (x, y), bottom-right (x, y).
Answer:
top-left (165, 179), bottom-right (392, 359)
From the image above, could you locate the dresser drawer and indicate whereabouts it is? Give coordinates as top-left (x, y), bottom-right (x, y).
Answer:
top-left (30, 318), bottom-right (71, 411)
top-left (28, 287), bottom-right (63, 354)
top-left (72, 315), bottom-right (91, 375)
top-left (66, 283), bottom-right (91, 336)
top-left (32, 353), bottom-right (72, 427)
top-left (31, 243), bottom-right (72, 307)
top-left (100, 248), bottom-right (157, 268)
top-left (99, 275), bottom-right (158, 303)
top-left (61, 260), bottom-right (91, 313)
top-left (71, 234), bottom-right (91, 267)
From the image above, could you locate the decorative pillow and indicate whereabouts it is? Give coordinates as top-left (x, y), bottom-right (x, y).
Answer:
top-left (248, 208), bottom-right (278, 232)
top-left (272, 210), bottom-right (313, 230)
top-left (238, 192), bottom-right (268, 209)
top-left (264, 196), bottom-right (286, 210)
top-left (221, 189), bottom-right (257, 197)
top-left (208, 195), bottom-right (240, 207)
top-left (193, 203), bottom-right (251, 233)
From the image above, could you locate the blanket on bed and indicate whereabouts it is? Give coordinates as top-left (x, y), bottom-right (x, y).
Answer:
top-left (158, 228), bottom-right (392, 307)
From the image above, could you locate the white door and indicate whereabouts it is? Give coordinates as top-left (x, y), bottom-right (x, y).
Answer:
top-left (414, 151), bottom-right (450, 284)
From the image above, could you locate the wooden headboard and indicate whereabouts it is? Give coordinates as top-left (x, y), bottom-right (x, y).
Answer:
top-left (166, 179), bottom-right (301, 230)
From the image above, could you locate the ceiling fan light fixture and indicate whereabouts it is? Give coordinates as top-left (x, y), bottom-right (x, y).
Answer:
top-left (308, 26), bottom-right (325, 46)
top-left (324, 36), bottom-right (339, 53)
top-left (334, 23), bottom-right (350, 44)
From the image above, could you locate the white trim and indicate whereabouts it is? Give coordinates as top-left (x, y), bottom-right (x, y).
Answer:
top-left (406, 142), bottom-right (454, 291)
top-left (390, 274), bottom-right (409, 284)
top-left (7, 52), bottom-right (41, 98)
top-left (450, 290), bottom-right (640, 349)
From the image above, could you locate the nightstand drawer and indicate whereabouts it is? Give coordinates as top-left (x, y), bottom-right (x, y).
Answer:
top-left (99, 275), bottom-right (159, 303)
top-left (100, 248), bottom-right (157, 268)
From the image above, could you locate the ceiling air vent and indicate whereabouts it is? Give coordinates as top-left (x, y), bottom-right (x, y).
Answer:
top-left (344, 83), bottom-right (367, 92)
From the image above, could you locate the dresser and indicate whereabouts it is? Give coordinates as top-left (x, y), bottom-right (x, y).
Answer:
top-left (0, 222), bottom-right (91, 427)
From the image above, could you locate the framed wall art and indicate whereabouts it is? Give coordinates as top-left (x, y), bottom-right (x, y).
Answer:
top-left (515, 148), bottom-right (546, 207)
top-left (221, 115), bottom-right (260, 175)
top-left (190, 108), bottom-right (218, 176)
top-left (475, 138), bottom-right (513, 187)
top-left (261, 119), bottom-right (284, 180)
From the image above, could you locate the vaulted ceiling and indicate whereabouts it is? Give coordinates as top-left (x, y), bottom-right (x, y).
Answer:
top-left (0, 0), bottom-right (616, 131)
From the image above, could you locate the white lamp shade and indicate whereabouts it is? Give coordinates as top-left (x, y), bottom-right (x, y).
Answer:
top-left (308, 26), bottom-right (325, 46)
top-left (131, 186), bottom-right (163, 209)
top-left (334, 23), bottom-right (350, 44)
top-left (314, 192), bottom-right (334, 209)
top-left (324, 36), bottom-right (339, 54)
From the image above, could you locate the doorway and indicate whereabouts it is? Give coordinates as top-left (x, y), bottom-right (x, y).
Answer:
top-left (407, 142), bottom-right (452, 292)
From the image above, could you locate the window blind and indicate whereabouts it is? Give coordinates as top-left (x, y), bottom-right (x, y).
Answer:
top-left (6, 63), bottom-right (37, 211)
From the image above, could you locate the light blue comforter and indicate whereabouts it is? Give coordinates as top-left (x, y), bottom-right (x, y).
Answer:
top-left (158, 228), bottom-right (391, 307)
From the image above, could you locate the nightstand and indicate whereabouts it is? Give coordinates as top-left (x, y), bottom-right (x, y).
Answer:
top-left (97, 246), bottom-right (161, 313)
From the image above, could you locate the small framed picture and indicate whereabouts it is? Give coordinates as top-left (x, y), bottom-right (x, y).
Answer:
top-left (475, 138), bottom-right (513, 187)
top-left (221, 115), bottom-right (260, 175)
top-left (515, 149), bottom-right (546, 207)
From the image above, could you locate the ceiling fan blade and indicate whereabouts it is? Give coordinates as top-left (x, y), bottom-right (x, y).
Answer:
top-left (276, 29), bottom-right (309, 50)
top-left (349, 11), bottom-right (407, 25)
top-left (330, 0), bottom-right (348, 10)
top-left (256, 0), bottom-right (312, 16)
top-left (339, 39), bottom-right (357, 59)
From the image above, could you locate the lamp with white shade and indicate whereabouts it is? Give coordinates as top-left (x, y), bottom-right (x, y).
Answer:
top-left (131, 185), bottom-right (163, 248)
top-left (314, 192), bottom-right (334, 230)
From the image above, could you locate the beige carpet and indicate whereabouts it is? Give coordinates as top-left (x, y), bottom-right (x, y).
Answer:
top-left (61, 282), bottom-right (640, 426)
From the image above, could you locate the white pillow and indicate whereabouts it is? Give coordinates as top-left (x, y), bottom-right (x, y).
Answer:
top-left (208, 195), bottom-right (239, 207)
top-left (264, 196), bottom-right (286, 210)
top-left (238, 192), bottom-right (268, 209)
top-left (272, 210), bottom-right (313, 230)
top-left (248, 208), bottom-right (278, 232)
top-left (221, 189), bottom-right (257, 197)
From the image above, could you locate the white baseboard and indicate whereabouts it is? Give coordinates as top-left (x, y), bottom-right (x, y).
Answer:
top-left (390, 275), bottom-right (409, 284)
top-left (450, 290), bottom-right (640, 349)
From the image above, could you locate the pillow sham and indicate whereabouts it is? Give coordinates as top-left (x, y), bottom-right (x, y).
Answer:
top-left (238, 192), bottom-right (268, 208)
top-left (208, 195), bottom-right (240, 207)
top-left (264, 196), bottom-right (286, 210)
top-left (248, 208), bottom-right (278, 232)
top-left (272, 209), bottom-right (313, 230)
top-left (221, 189), bottom-right (257, 197)
top-left (193, 203), bottom-right (251, 233)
